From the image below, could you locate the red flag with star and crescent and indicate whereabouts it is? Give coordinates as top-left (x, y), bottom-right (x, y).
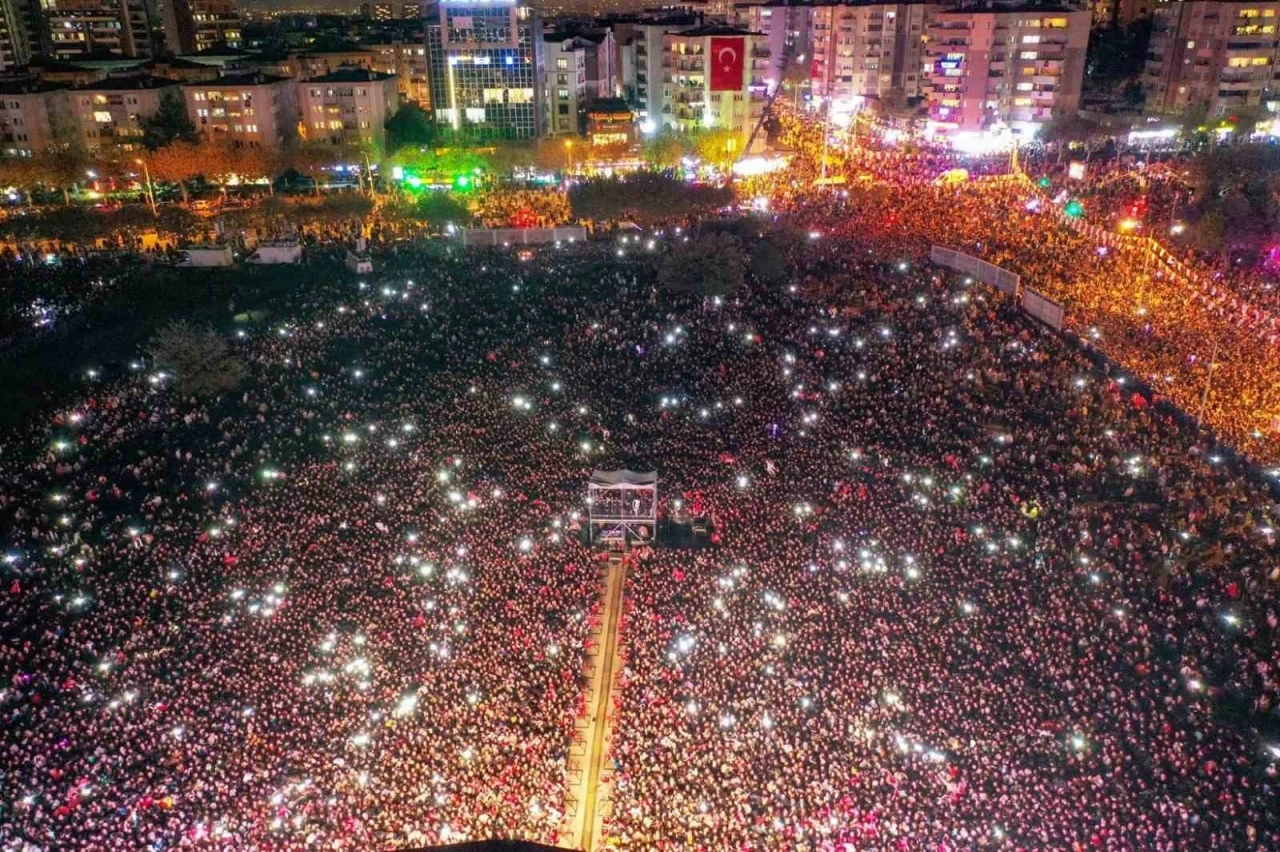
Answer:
top-left (710, 36), bottom-right (745, 91)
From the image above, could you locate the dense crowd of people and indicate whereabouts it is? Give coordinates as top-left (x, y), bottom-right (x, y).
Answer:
top-left (0, 142), bottom-right (1278, 852)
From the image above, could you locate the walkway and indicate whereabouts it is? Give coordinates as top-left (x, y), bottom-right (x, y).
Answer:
top-left (562, 549), bottom-right (628, 850)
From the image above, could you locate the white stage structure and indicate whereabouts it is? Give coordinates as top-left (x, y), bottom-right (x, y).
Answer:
top-left (588, 470), bottom-right (657, 545)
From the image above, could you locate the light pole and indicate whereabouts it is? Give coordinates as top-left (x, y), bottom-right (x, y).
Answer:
top-left (135, 158), bottom-right (156, 217)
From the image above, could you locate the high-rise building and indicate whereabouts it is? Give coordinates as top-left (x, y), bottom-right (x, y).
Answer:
top-left (659, 24), bottom-right (766, 147)
top-left (160, 0), bottom-right (242, 55)
top-left (0, 0), bottom-right (32, 71)
top-left (1141, 0), bottom-right (1280, 117)
top-left (38, 0), bottom-right (156, 61)
top-left (731, 0), bottom-right (811, 96)
top-left (544, 33), bottom-right (588, 135)
top-left (612, 14), bottom-right (699, 127)
top-left (809, 2), bottom-right (934, 113)
top-left (297, 66), bottom-right (399, 151)
top-left (360, 2), bottom-right (394, 21)
top-left (921, 6), bottom-right (1091, 134)
top-left (425, 0), bottom-right (543, 139)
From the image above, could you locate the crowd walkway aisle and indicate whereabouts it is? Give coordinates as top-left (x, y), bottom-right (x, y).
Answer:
top-left (562, 547), bottom-right (628, 850)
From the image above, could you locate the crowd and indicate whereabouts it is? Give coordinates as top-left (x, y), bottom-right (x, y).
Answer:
top-left (0, 165), bottom-right (1278, 852)
top-left (595, 226), bottom-right (1279, 850)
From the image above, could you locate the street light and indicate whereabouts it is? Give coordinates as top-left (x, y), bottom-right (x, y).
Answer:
top-left (135, 158), bottom-right (156, 217)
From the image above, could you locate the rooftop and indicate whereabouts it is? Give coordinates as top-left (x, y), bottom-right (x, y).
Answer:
top-left (186, 72), bottom-right (294, 88)
top-left (73, 75), bottom-right (182, 92)
top-left (305, 67), bottom-right (396, 83)
top-left (673, 25), bottom-right (760, 37)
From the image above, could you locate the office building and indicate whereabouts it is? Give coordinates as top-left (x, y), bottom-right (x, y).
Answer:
top-left (185, 71), bottom-right (298, 148)
top-left (1142, 1), bottom-right (1280, 116)
top-left (361, 1), bottom-right (394, 20)
top-left (810, 2), bottom-right (934, 113)
top-left (161, 0), bottom-right (242, 55)
top-left (921, 6), bottom-right (1091, 134)
top-left (659, 24), bottom-right (766, 146)
top-left (297, 66), bottom-right (399, 150)
top-left (425, 0), bottom-right (543, 139)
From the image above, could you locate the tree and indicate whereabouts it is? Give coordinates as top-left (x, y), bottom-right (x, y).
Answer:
top-left (141, 92), bottom-right (200, 151)
top-left (1192, 210), bottom-right (1226, 255)
top-left (659, 232), bottom-right (746, 298)
top-left (145, 141), bottom-right (206, 203)
top-left (150, 321), bottom-right (247, 397)
top-left (384, 102), bottom-right (437, 154)
top-left (568, 173), bottom-right (731, 222)
top-left (694, 129), bottom-right (742, 173)
top-left (642, 127), bottom-right (687, 170)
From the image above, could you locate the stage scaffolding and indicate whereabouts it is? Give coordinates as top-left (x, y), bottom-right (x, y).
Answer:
top-left (587, 470), bottom-right (657, 546)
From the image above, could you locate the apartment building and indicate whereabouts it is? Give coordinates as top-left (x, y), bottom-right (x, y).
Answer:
top-left (0, 0), bottom-right (31, 72)
top-left (811, 2), bottom-right (935, 112)
top-left (0, 79), bottom-right (72, 155)
top-left (544, 33), bottom-right (588, 135)
top-left (424, 0), bottom-right (544, 139)
top-left (67, 74), bottom-right (180, 153)
top-left (660, 24), bottom-right (766, 146)
top-left (38, 0), bottom-right (156, 61)
top-left (732, 0), bottom-right (812, 94)
top-left (1090, 0), bottom-right (1155, 27)
top-left (160, 0), bottom-right (243, 55)
top-left (297, 66), bottom-right (398, 151)
top-left (366, 41), bottom-right (430, 106)
top-left (1142, 0), bottom-right (1280, 116)
top-left (922, 6), bottom-right (1091, 134)
top-left (185, 72), bottom-right (298, 148)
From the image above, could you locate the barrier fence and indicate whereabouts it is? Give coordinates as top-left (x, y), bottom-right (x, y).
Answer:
top-left (929, 245), bottom-right (1020, 295)
top-left (462, 227), bottom-right (588, 247)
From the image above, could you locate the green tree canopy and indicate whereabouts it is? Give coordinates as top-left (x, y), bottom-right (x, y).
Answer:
top-left (150, 321), bottom-right (247, 397)
top-left (659, 232), bottom-right (746, 298)
top-left (141, 91), bottom-right (201, 151)
top-left (384, 102), bottom-right (438, 154)
top-left (568, 173), bottom-right (731, 222)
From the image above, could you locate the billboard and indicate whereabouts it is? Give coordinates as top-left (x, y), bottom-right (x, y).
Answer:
top-left (710, 36), bottom-right (745, 92)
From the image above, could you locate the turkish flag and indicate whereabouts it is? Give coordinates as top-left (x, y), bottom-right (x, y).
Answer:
top-left (710, 37), bottom-right (745, 91)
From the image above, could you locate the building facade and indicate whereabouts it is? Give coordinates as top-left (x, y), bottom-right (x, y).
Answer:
top-left (38, 0), bottom-right (156, 61)
top-left (660, 24), bottom-right (766, 147)
top-left (810, 2), bottom-right (934, 113)
top-left (160, 0), bottom-right (242, 55)
top-left (544, 33), bottom-right (587, 135)
top-left (67, 74), bottom-right (180, 153)
top-left (0, 0), bottom-right (31, 71)
top-left (297, 66), bottom-right (398, 151)
top-left (1089, 0), bottom-right (1155, 28)
top-left (367, 40), bottom-right (430, 106)
top-left (424, 0), bottom-right (543, 138)
top-left (185, 72), bottom-right (297, 148)
top-left (732, 0), bottom-right (810, 96)
top-left (0, 79), bottom-right (72, 155)
top-left (1142, 0), bottom-right (1280, 116)
top-left (921, 7), bottom-right (1091, 134)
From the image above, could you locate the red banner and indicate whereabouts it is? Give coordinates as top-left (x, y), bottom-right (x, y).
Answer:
top-left (710, 36), bottom-right (745, 92)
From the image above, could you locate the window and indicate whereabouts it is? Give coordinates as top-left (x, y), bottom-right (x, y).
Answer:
top-left (1020, 51), bottom-right (1038, 59)
top-left (1017, 82), bottom-right (1033, 91)
top-left (1021, 35), bottom-right (1040, 44)
top-left (92, 111), bottom-right (112, 122)
top-left (558, 88), bottom-right (570, 99)
top-left (556, 58), bottom-right (567, 69)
